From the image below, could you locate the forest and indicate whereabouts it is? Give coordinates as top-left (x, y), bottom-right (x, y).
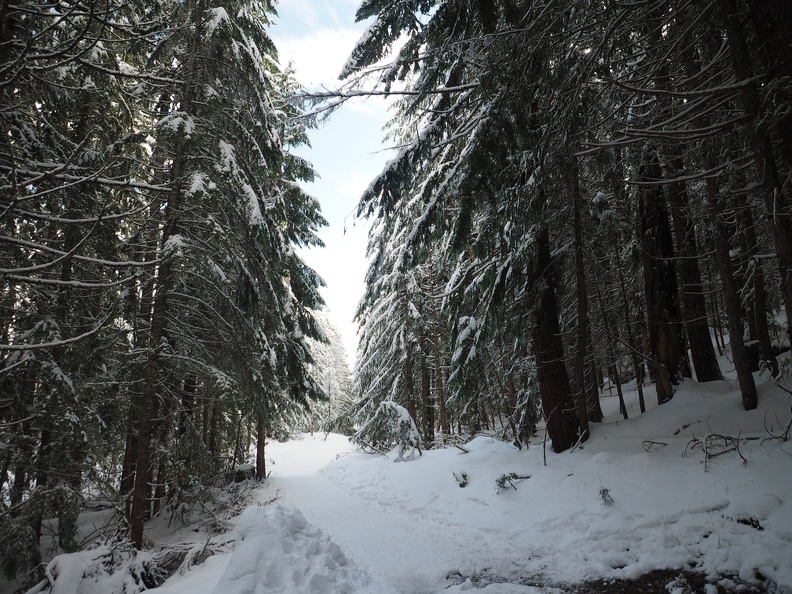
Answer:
top-left (1, 0), bottom-right (791, 589)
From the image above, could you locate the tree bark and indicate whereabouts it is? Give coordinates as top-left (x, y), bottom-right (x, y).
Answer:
top-left (426, 251), bottom-right (448, 436)
top-left (256, 414), bottom-right (267, 480)
top-left (682, 35), bottom-right (759, 409)
top-left (749, 0), bottom-right (792, 168)
top-left (707, 190), bottom-right (759, 410)
top-left (533, 227), bottom-right (579, 453)
top-left (129, 0), bottom-right (205, 550)
top-left (664, 153), bottom-right (723, 382)
top-left (421, 349), bottom-right (434, 444)
top-left (639, 149), bottom-right (688, 404)
top-left (739, 206), bottom-right (779, 376)
top-left (595, 277), bottom-right (628, 420)
top-left (721, 0), bottom-right (792, 342)
top-left (571, 161), bottom-right (590, 440)
top-left (403, 290), bottom-right (418, 426)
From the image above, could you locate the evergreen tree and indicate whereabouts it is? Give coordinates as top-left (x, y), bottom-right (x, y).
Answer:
top-left (0, 0), bottom-right (327, 576)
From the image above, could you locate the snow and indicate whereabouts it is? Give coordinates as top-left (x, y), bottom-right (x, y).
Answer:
top-left (163, 234), bottom-right (187, 256)
top-left (117, 61), bottom-right (139, 76)
top-left (141, 375), bottom-right (792, 594)
top-left (156, 114), bottom-right (195, 136)
top-left (29, 375), bottom-right (792, 593)
top-left (211, 505), bottom-right (367, 594)
top-left (205, 7), bottom-right (230, 35)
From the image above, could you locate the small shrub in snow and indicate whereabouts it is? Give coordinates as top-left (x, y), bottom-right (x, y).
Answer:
top-left (352, 401), bottom-right (423, 461)
top-left (453, 470), bottom-right (469, 487)
top-left (495, 472), bottom-right (531, 493)
top-left (598, 486), bottom-right (614, 504)
top-left (28, 539), bottom-right (162, 594)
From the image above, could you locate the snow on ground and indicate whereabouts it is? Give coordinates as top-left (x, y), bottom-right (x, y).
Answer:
top-left (148, 374), bottom-right (792, 594)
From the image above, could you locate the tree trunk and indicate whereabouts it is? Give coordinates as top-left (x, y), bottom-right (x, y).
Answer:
top-left (707, 190), bottom-right (759, 410)
top-left (403, 290), bottom-right (418, 426)
top-left (682, 35), bottom-right (759, 409)
top-left (595, 279), bottom-right (628, 420)
top-left (405, 346), bottom-right (418, 428)
top-left (571, 161), bottom-right (590, 440)
top-left (585, 327), bottom-right (604, 422)
top-left (129, 0), bottom-right (205, 549)
top-left (749, 0), bottom-right (792, 168)
top-left (421, 350), bottom-right (434, 445)
top-left (639, 148), bottom-right (688, 404)
top-left (152, 390), bottom-right (173, 516)
top-left (721, 0), bottom-right (792, 342)
top-left (533, 227), bottom-right (579, 453)
top-left (209, 401), bottom-right (220, 459)
top-left (426, 251), bottom-right (448, 436)
top-left (256, 414), bottom-right (267, 480)
top-left (664, 153), bottom-right (722, 382)
top-left (609, 151), bottom-right (646, 413)
top-left (643, 16), bottom-right (721, 384)
top-left (739, 206), bottom-right (779, 376)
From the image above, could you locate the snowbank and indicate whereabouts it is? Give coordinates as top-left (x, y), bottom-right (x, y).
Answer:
top-left (210, 505), bottom-right (368, 594)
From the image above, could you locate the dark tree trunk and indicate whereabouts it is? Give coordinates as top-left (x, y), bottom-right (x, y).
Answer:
top-left (643, 17), bottom-right (721, 384)
top-left (121, 170), bottom-right (160, 519)
top-left (749, 0), bottom-right (792, 168)
top-left (120, 397), bottom-right (138, 518)
top-left (571, 162), bottom-right (590, 440)
top-left (664, 154), bottom-right (722, 382)
top-left (421, 350), bottom-right (434, 444)
top-left (721, 0), bottom-right (792, 342)
top-left (639, 149), bottom-right (689, 404)
top-left (152, 391), bottom-right (173, 516)
top-left (202, 398), bottom-right (210, 446)
top-left (739, 206), bottom-right (779, 376)
top-left (403, 291), bottom-right (418, 426)
top-left (130, 295), bottom-right (168, 548)
top-left (707, 191), bottom-right (759, 410)
top-left (426, 251), bottom-right (448, 436)
top-left (181, 374), bottom-right (198, 437)
top-left (533, 227), bottom-right (579, 453)
top-left (682, 34), bottom-right (759, 409)
top-left (595, 279), bottom-right (628, 420)
top-left (209, 402), bottom-right (220, 459)
top-left (585, 328), bottom-right (604, 422)
top-left (404, 346), bottom-right (418, 428)
top-left (609, 150), bottom-right (646, 413)
top-left (256, 414), bottom-right (267, 480)
top-left (130, 0), bottom-right (205, 549)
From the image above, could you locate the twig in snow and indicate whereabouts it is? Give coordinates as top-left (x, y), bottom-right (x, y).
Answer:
top-left (495, 473), bottom-right (531, 493)
top-left (598, 486), bottom-right (614, 504)
top-left (642, 440), bottom-right (667, 452)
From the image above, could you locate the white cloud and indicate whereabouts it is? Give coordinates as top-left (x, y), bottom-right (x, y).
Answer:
top-left (275, 28), bottom-right (362, 87)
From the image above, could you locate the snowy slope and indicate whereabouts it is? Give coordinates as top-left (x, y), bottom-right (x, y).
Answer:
top-left (147, 375), bottom-right (792, 594)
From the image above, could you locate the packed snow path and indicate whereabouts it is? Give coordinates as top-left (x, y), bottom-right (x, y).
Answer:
top-left (259, 436), bottom-right (525, 593)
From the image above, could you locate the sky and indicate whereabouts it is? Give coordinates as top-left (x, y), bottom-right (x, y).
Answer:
top-left (268, 1), bottom-right (394, 366)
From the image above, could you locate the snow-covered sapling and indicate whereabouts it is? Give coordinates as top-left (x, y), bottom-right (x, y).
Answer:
top-left (598, 486), bottom-right (614, 504)
top-left (352, 401), bottom-right (423, 461)
top-left (495, 473), bottom-right (531, 493)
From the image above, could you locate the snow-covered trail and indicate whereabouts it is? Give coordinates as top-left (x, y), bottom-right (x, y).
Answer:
top-left (257, 436), bottom-right (549, 594)
top-left (152, 384), bottom-right (792, 594)
top-left (253, 385), bottom-right (792, 593)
